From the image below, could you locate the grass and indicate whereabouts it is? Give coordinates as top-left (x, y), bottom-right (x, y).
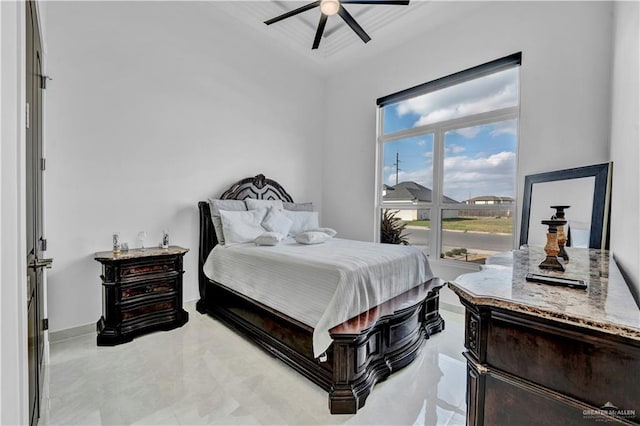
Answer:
top-left (406, 216), bottom-right (513, 234)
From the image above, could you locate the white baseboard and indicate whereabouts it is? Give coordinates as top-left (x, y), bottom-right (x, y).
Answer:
top-left (49, 323), bottom-right (95, 343)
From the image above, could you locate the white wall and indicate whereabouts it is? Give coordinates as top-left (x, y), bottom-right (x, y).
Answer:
top-left (44, 2), bottom-right (326, 332)
top-left (609, 1), bottom-right (640, 300)
top-left (0, 1), bottom-right (29, 423)
top-left (323, 1), bottom-right (614, 279)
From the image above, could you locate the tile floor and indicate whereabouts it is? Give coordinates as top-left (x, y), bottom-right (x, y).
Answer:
top-left (40, 301), bottom-right (467, 425)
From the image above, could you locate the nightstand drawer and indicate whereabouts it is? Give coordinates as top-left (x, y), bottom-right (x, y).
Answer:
top-left (121, 298), bottom-right (176, 322)
top-left (120, 280), bottom-right (176, 302)
top-left (119, 258), bottom-right (177, 279)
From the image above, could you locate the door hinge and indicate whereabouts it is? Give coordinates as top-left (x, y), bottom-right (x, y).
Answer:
top-left (40, 238), bottom-right (47, 251)
top-left (40, 75), bottom-right (52, 90)
top-left (40, 158), bottom-right (46, 171)
top-left (26, 102), bottom-right (30, 129)
top-left (42, 319), bottom-right (49, 331)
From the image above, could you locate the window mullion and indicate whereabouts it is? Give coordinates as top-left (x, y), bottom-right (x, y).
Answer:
top-left (374, 107), bottom-right (385, 242)
top-left (432, 128), bottom-right (445, 259)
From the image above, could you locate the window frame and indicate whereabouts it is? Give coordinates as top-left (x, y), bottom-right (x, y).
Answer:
top-left (375, 55), bottom-right (521, 263)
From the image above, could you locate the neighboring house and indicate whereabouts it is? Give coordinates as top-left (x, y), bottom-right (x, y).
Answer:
top-left (462, 195), bottom-right (515, 218)
top-left (383, 182), bottom-right (459, 221)
top-left (465, 196), bottom-right (515, 205)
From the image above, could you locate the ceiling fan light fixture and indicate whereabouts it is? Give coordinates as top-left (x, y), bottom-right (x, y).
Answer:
top-left (320, 0), bottom-right (340, 16)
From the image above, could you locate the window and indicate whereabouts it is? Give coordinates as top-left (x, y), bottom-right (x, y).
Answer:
top-left (376, 53), bottom-right (521, 264)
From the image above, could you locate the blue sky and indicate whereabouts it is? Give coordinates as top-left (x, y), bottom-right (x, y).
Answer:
top-left (382, 68), bottom-right (518, 203)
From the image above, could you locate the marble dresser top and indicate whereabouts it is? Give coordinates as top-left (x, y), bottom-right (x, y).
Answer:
top-left (95, 245), bottom-right (189, 261)
top-left (448, 246), bottom-right (640, 341)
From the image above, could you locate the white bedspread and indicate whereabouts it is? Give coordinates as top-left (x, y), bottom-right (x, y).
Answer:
top-left (203, 238), bottom-right (433, 357)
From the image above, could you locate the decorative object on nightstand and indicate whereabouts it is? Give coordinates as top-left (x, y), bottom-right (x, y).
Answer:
top-left (539, 219), bottom-right (566, 271)
top-left (551, 205), bottom-right (570, 261)
top-left (137, 230), bottom-right (147, 250)
top-left (112, 232), bottom-right (121, 254)
top-left (161, 230), bottom-right (169, 249)
top-left (95, 246), bottom-right (189, 346)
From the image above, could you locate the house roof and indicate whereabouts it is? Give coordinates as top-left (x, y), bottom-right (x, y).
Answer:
top-left (383, 182), bottom-right (459, 204)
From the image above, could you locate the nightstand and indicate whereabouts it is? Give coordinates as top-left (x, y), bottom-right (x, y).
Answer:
top-left (95, 245), bottom-right (189, 346)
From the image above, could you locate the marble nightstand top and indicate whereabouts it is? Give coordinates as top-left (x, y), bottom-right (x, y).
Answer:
top-left (448, 246), bottom-right (640, 341)
top-left (95, 245), bottom-right (189, 261)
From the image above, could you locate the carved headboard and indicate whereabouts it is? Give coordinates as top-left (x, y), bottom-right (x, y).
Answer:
top-left (197, 174), bottom-right (294, 302)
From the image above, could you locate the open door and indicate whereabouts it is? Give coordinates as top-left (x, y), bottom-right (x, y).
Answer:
top-left (26, 2), bottom-right (52, 425)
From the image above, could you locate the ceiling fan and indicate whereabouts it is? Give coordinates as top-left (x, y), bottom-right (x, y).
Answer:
top-left (264, 0), bottom-right (410, 50)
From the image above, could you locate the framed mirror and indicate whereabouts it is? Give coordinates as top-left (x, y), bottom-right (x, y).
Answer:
top-left (520, 162), bottom-right (612, 249)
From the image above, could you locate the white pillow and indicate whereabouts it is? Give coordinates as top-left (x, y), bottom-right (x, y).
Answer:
top-left (283, 202), bottom-right (314, 212)
top-left (207, 199), bottom-right (247, 245)
top-left (219, 209), bottom-right (267, 245)
top-left (306, 227), bottom-right (337, 237)
top-left (282, 210), bottom-right (319, 236)
top-left (295, 231), bottom-right (331, 245)
top-left (254, 232), bottom-right (283, 246)
top-left (245, 199), bottom-right (284, 211)
top-left (262, 206), bottom-right (293, 237)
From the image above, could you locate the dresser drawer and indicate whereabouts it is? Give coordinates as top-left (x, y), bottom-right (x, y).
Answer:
top-left (485, 311), bottom-right (639, 415)
top-left (120, 280), bottom-right (176, 303)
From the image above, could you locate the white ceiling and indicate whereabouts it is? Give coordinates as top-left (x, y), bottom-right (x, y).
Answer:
top-left (210, 1), bottom-right (478, 71)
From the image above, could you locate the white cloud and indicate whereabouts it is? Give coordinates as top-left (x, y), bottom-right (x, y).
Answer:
top-left (490, 119), bottom-right (518, 136)
top-left (453, 126), bottom-right (482, 138)
top-left (385, 151), bottom-right (516, 202)
top-left (442, 151), bottom-right (516, 201)
top-left (394, 68), bottom-right (519, 128)
top-left (386, 167), bottom-right (433, 188)
top-left (445, 143), bottom-right (466, 154)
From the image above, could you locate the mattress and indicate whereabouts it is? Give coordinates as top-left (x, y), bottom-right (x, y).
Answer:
top-left (203, 237), bottom-right (433, 357)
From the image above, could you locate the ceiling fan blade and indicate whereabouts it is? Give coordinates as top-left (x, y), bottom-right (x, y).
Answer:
top-left (337, 6), bottom-right (371, 44)
top-left (312, 14), bottom-right (329, 49)
top-left (342, 0), bottom-right (409, 4)
top-left (264, 1), bottom-right (321, 25)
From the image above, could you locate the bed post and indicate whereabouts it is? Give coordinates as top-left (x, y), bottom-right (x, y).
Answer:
top-left (197, 201), bottom-right (216, 314)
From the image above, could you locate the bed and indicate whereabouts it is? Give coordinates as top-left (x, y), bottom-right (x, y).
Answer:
top-left (196, 174), bottom-right (445, 414)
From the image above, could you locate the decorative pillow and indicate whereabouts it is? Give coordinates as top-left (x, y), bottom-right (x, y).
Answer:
top-left (245, 199), bottom-right (284, 211)
top-left (254, 232), bottom-right (283, 246)
top-left (295, 231), bottom-right (331, 245)
top-left (283, 202), bottom-right (314, 212)
top-left (282, 210), bottom-right (320, 236)
top-left (306, 227), bottom-right (337, 237)
top-left (219, 209), bottom-right (267, 245)
top-left (262, 206), bottom-right (293, 237)
top-left (207, 199), bottom-right (247, 245)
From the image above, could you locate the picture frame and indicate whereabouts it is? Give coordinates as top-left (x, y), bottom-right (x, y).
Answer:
top-left (519, 162), bottom-right (612, 249)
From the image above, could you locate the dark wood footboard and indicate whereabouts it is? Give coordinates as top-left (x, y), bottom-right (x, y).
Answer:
top-left (329, 278), bottom-right (445, 414)
top-left (198, 275), bottom-right (445, 414)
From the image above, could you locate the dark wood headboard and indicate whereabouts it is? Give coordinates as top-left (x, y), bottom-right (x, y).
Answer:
top-left (197, 174), bottom-right (294, 305)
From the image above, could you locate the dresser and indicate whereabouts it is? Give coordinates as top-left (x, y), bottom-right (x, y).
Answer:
top-left (449, 247), bottom-right (640, 425)
top-left (95, 246), bottom-right (189, 346)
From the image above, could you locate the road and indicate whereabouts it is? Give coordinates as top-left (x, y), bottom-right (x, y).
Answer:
top-left (404, 226), bottom-right (513, 253)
